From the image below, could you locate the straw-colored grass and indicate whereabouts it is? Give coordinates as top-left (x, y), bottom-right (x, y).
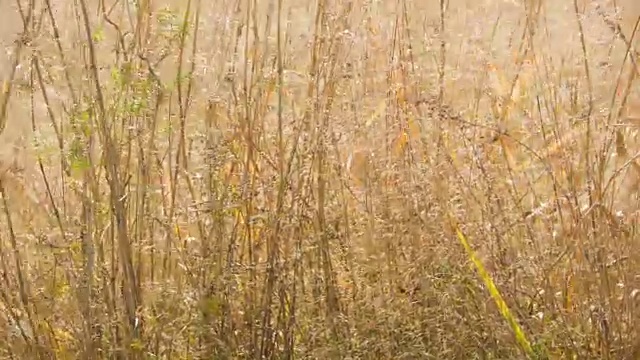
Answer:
top-left (1, 0), bottom-right (640, 358)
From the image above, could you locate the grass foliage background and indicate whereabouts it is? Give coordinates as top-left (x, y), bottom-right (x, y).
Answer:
top-left (0, 0), bottom-right (640, 358)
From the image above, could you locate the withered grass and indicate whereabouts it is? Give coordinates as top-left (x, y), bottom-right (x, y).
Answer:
top-left (0, 0), bottom-right (640, 359)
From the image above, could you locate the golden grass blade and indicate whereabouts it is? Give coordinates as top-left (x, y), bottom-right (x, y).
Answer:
top-left (450, 216), bottom-right (534, 357)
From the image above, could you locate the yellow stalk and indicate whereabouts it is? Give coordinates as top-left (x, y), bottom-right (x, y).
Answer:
top-left (450, 215), bottom-right (534, 357)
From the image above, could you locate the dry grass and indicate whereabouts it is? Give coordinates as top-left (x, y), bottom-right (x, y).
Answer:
top-left (1, 0), bottom-right (640, 358)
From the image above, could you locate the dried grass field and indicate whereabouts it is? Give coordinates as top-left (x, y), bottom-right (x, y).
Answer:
top-left (2, 0), bottom-right (640, 358)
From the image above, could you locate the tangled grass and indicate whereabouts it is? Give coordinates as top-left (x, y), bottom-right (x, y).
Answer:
top-left (0, 0), bottom-right (640, 358)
